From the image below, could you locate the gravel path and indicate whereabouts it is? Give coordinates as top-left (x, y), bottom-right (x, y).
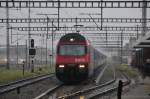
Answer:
top-left (111, 69), bottom-right (150, 99)
top-left (120, 77), bottom-right (150, 99)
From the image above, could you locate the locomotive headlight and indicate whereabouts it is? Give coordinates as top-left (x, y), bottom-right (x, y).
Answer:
top-left (79, 64), bottom-right (85, 68)
top-left (70, 38), bottom-right (74, 42)
top-left (59, 65), bottom-right (65, 68)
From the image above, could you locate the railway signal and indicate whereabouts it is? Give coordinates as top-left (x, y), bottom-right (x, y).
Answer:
top-left (31, 39), bottom-right (34, 48)
top-left (29, 39), bottom-right (36, 56)
top-left (29, 49), bottom-right (36, 56)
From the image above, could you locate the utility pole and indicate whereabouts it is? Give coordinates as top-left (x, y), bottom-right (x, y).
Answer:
top-left (6, 0), bottom-right (10, 69)
top-left (45, 17), bottom-right (49, 66)
top-left (106, 26), bottom-right (107, 48)
top-left (142, 0), bottom-right (147, 36)
top-left (121, 30), bottom-right (123, 64)
top-left (118, 35), bottom-right (120, 63)
top-left (10, 27), bottom-right (13, 44)
top-left (58, 0), bottom-right (60, 30)
top-left (28, 0), bottom-right (31, 70)
top-left (101, 0), bottom-right (103, 30)
top-left (75, 17), bottom-right (78, 32)
top-left (25, 40), bottom-right (28, 69)
top-left (17, 32), bottom-right (18, 67)
top-left (64, 24), bottom-right (67, 34)
top-left (136, 25), bottom-right (139, 40)
top-left (52, 21), bottom-right (54, 67)
top-left (40, 37), bottom-right (43, 67)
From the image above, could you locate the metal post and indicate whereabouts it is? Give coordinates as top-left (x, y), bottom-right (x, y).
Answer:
top-left (22, 61), bottom-right (25, 76)
top-left (101, 0), bottom-right (103, 30)
top-left (31, 60), bottom-right (34, 73)
top-left (10, 27), bottom-right (13, 43)
top-left (46, 17), bottom-right (49, 66)
top-left (41, 37), bottom-right (43, 66)
top-left (118, 36), bottom-right (120, 63)
top-left (64, 24), bottom-right (67, 34)
top-left (25, 40), bottom-right (28, 69)
top-left (121, 30), bottom-right (123, 64)
top-left (17, 32), bottom-right (18, 68)
top-left (75, 17), bottom-right (77, 32)
top-left (28, 0), bottom-right (31, 70)
top-left (142, 0), bottom-right (147, 36)
top-left (52, 21), bottom-right (54, 67)
top-left (136, 25), bottom-right (139, 40)
top-left (6, 0), bottom-right (10, 69)
top-left (58, 0), bottom-right (60, 30)
top-left (117, 80), bottom-right (123, 99)
top-left (17, 87), bottom-right (20, 94)
top-left (106, 26), bottom-right (108, 48)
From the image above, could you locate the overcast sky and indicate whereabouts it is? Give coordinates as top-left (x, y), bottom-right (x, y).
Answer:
top-left (0, 0), bottom-right (149, 52)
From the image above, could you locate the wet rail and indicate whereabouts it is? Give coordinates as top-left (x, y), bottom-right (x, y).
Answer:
top-left (0, 73), bottom-right (54, 95)
top-left (58, 64), bottom-right (116, 99)
top-left (34, 63), bottom-right (110, 99)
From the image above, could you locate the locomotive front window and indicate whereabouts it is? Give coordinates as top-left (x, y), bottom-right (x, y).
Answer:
top-left (59, 45), bottom-right (86, 56)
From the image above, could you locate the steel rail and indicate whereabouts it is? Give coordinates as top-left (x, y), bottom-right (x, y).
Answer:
top-left (87, 72), bottom-right (131, 99)
top-left (0, 73), bottom-right (53, 89)
top-left (58, 79), bottom-right (116, 99)
top-left (0, 74), bottom-right (54, 95)
top-left (57, 64), bottom-right (116, 99)
top-left (0, 1), bottom-right (150, 8)
top-left (95, 65), bottom-right (109, 84)
top-left (34, 83), bottom-right (63, 99)
top-left (87, 86), bottom-right (118, 99)
top-left (33, 63), bottom-right (107, 99)
top-left (0, 18), bottom-right (150, 23)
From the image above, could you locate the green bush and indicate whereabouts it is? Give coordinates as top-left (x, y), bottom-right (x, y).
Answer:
top-left (116, 64), bottom-right (138, 78)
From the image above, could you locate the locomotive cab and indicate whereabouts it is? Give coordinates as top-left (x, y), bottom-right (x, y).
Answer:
top-left (55, 33), bottom-right (90, 83)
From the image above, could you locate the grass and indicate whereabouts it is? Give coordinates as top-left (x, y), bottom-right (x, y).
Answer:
top-left (144, 84), bottom-right (150, 93)
top-left (104, 66), bottom-right (114, 78)
top-left (116, 64), bottom-right (139, 78)
top-left (0, 66), bottom-right (55, 85)
top-left (101, 66), bottom-right (114, 83)
top-left (33, 66), bottom-right (54, 74)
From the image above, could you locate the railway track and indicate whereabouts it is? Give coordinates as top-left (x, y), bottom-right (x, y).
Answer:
top-left (87, 75), bottom-right (130, 99)
top-left (34, 62), bottom-right (131, 99)
top-left (0, 73), bottom-right (54, 95)
top-left (57, 69), bottom-right (130, 99)
top-left (57, 64), bottom-right (116, 99)
top-left (58, 79), bottom-right (116, 99)
top-left (34, 83), bottom-right (63, 99)
top-left (34, 63), bottom-right (111, 99)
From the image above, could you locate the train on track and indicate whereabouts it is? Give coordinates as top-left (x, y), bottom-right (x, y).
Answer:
top-left (55, 33), bottom-right (106, 83)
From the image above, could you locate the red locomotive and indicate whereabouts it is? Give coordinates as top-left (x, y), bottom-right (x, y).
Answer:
top-left (55, 33), bottom-right (106, 83)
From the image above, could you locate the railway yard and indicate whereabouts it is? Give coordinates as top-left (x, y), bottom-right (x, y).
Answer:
top-left (0, 61), bottom-right (146, 99)
top-left (0, 0), bottom-right (150, 99)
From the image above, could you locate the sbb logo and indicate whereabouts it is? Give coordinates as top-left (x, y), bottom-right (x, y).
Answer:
top-left (75, 58), bottom-right (85, 62)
